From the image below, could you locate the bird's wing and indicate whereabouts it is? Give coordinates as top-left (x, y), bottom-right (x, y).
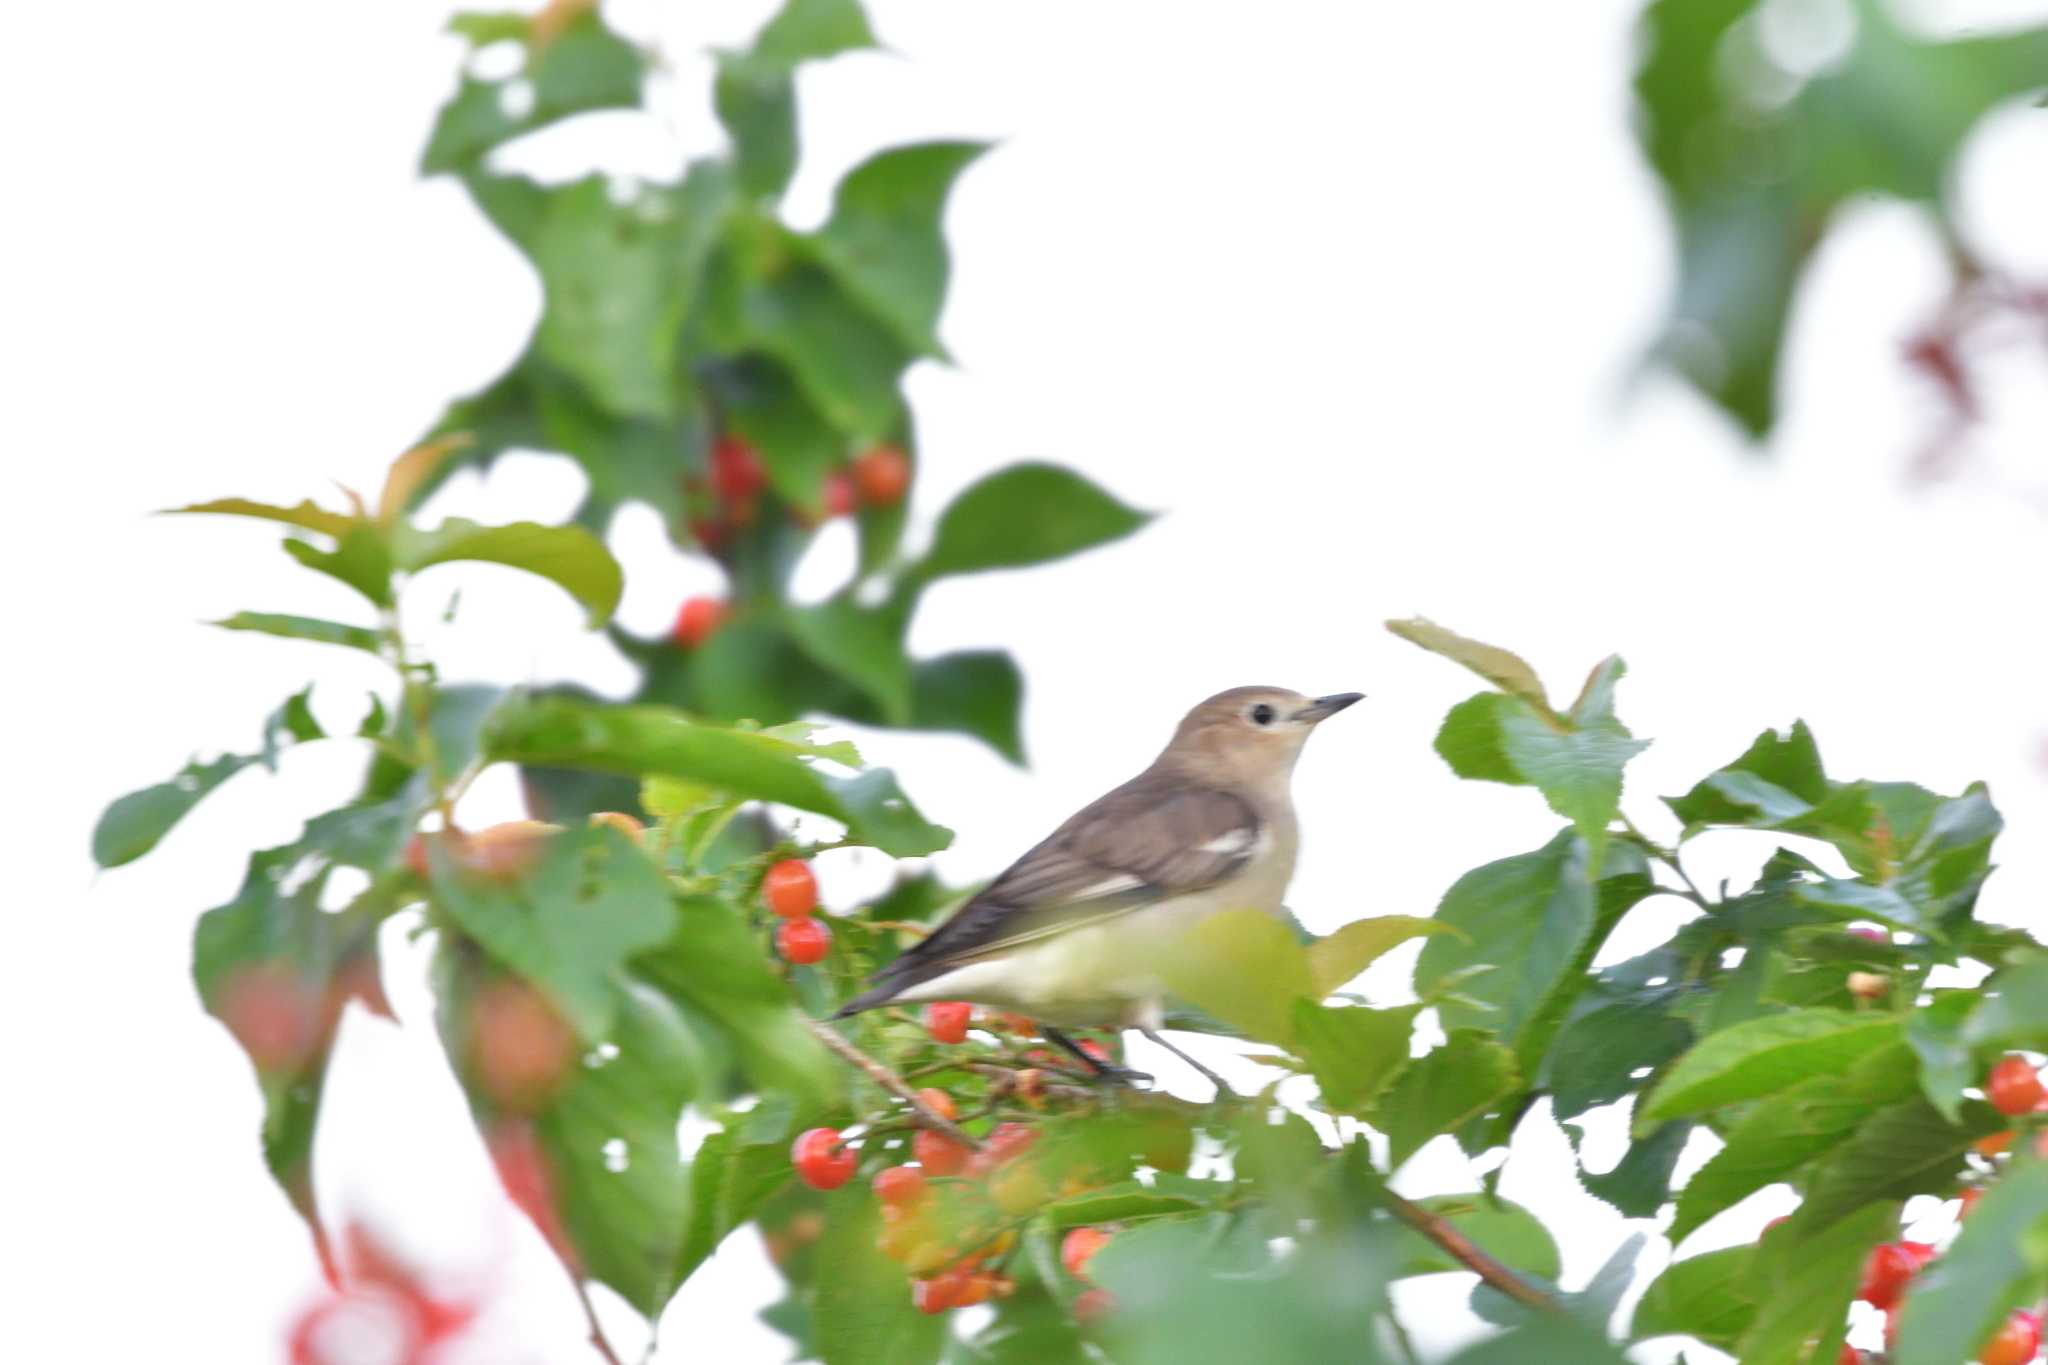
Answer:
top-left (872, 774), bottom-right (1261, 982)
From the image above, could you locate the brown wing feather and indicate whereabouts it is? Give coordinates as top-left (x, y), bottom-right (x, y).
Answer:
top-left (840, 773), bottom-right (1259, 1010)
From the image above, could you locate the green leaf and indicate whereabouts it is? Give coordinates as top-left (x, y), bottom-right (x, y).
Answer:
top-left (908, 651), bottom-right (1025, 764)
top-left (753, 0), bottom-right (875, 63)
top-left (1308, 915), bottom-right (1454, 996)
top-left (1733, 1201), bottom-right (1896, 1365)
top-left (1572, 1117), bottom-right (1695, 1219)
top-left (1669, 1042), bottom-right (1919, 1243)
top-left (727, 250), bottom-right (912, 439)
top-left (1907, 989), bottom-right (1981, 1121)
top-left (808, 142), bottom-right (988, 356)
top-left (1156, 909), bottom-right (1315, 1046)
top-left (1891, 1158), bottom-right (2048, 1365)
top-left (714, 54), bottom-right (799, 199)
top-left (166, 496), bottom-right (358, 539)
top-left (1374, 1030), bottom-right (1518, 1168)
top-left (393, 517), bottom-right (622, 627)
top-left (483, 695), bottom-right (952, 856)
top-left (1414, 832), bottom-right (1595, 1060)
top-left (1547, 995), bottom-right (1693, 1121)
top-left (532, 979), bottom-right (702, 1317)
top-left (813, 1188), bottom-right (947, 1365)
top-left (1392, 1194), bottom-right (1561, 1283)
top-left (211, 612), bottom-right (382, 654)
top-left (282, 524), bottom-right (395, 606)
top-left (1291, 1001), bottom-right (1418, 1115)
top-left (1434, 683), bottom-right (1650, 842)
top-left (711, 356), bottom-right (844, 511)
top-left (674, 1128), bottom-right (793, 1291)
top-left (917, 463), bottom-right (1150, 582)
top-left (1385, 617), bottom-right (1553, 712)
top-left (636, 896), bottom-right (837, 1105)
top-left (1639, 1010), bottom-right (1901, 1127)
top-left (422, 11), bottom-right (644, 174)
top-left (1666, 722), bottom-right (1827, 830)
top-left (93, 753), bottom-right (256, 869)
top-left (1443, 1318), bottom-right (1634, 1365)
top-left (1635, 0), bottom-right (2048, 436)
top-left (1632, 1245), bottom-right (1757, 1351)
top-left (429, 825), bottom-right (677, 1041)
top-left (1792, 1096), bottom-right (2003, 1236)
top-left (785, 594), bottom-right (912, 724)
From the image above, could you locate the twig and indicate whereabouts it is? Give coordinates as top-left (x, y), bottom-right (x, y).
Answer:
top-left (1378, 1188), bottom-right (1560, 1314)
top-left (565, 1268), bottom-right (626, 1365)
top-left (1620, 814), bottom-right (1712, 908)
top-left (805, 1018), bottom-right (985, 1150)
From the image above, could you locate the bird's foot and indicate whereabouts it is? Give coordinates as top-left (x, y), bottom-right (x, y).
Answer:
top-left (1088, 1062), bottom-right (1153, 1089)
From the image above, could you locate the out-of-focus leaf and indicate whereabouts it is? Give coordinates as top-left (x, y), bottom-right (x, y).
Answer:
top-left (1890, 1158), bottom-right (2048, 1365)
top-left (1632, 1245), bottom-right (1757, 1352)
top-left (1443, 1317), bottom-right (1634, 1365)
top-left (812, 1187), bottom-right (947, 1365)
top-left (1375, 1030), bottom-right (1518, 1168)
top-left (211, 612), bottom-right (382, 654)
top-left (786, 593), bottom-right (912, 724)
top-left (1309, 915), bottom-right (1454, 996)
top-left (93, 753), bottom-right (257, 869)
top-left (483, 694), bottom-right (952, 856)
top-left (1638, 1010), bottom-right (1900, 1128)
top-left (429, 825), bottom-right (676, 1041)
top-left (917, 463), bottom-right (1149, 582)
top-left (1157, 909), bottom-right (1315, 1046)
top-left (1292, 1001), bottom-right (1418, 1115)
top-left (908, 651), bottom-right (1025, 764)
top-left (723, 249), bottom-right (911, 438)
top-left (393, 517), bottom-right (622, 626)
top-left (808, 142), bottom-right (987, 356)
top-left (1385, 617), bottom-right (1553, 712)
top-left (711, 356), bottom-right (844, 511)
top-left (283, 525), bottom-right (396, 605)
top-left (165, 496), bottom-right (358, 539)
top-left (674, 1128), bottom-right (793, 1291)
top-left (422, 10), bottom-right (644, 174)
top-left (753, 0), bottom-right (875, 63)
top-left (376, 433), bottom-right (474, 524)
top-left (715, 55), bottom-right (799, 199)
top-left (1634, 0), bottom-right (2048, 437)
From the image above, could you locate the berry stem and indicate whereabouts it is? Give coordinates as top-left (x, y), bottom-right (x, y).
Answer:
top-left (804, 1018), bottom-right (985, 1151)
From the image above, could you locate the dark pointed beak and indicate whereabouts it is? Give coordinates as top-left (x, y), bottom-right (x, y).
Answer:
top-left (1295, 692), bottom-right (1364, 723)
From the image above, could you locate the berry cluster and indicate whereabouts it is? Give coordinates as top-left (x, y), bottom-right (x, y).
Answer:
top-left (764, 858), bottom-right (831, 965)
top-left (671, 437), bottom-right (912, 649)
top-left (1832, 1053), bottom-right (2048, 1362)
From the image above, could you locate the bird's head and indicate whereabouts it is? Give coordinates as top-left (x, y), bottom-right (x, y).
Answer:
top-left (1158, 686), bottom-right (1363, 789)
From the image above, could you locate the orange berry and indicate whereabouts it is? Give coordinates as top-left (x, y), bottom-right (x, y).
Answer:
top-left (762, 859), bottom-right (819, 917)
top-left (912, 1128), bottom-right (970, 1177)
top-left (1960, 1186), bottom-right (1984, 1219)
top-left (791, 1128), bottom-right (856, 1190)
top-left (873, 1166), bottom-right (927, 1208)
top-left (1982, 1310), bottom-right (2043, 1365)
top-left (1976, 1130), bottom-right (2016, 1157)
top-left (925, 1001), bottom-right (972, 1044)
top-left (1987, 1055), bottom-right (2046, 1116)
top-left (916, 1087), bottom-right (957, 1121)
top-left (671, 596), bottom-right (728, 648)
top-left (851, 445), bottom-right (911, 506)
top-left (776, 917), bottom-right (831, 965)
top-left (913, 1267), bottom-right (968, 1314)
top-left (984, 1122), bottom-right (1038, 1166)
top-left (1061, 1226), bottom-right (1112, 1280)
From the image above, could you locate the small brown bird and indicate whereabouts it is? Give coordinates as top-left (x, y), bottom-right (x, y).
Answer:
top-left (836, 686), bottom-right (1362, 1083)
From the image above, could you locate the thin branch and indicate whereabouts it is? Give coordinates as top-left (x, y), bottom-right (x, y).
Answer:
top-left (565, 1268), bottom-right (625, 1365)
top-left (1620, 814), bottom-right (1712, 908)
top-left (1378, 1188), bottom-right (1560, 1315)
top-left (804, 1017), bottom-right (985, 1150)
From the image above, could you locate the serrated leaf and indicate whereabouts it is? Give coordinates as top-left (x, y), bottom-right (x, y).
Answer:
top-left (1572, 1116), bottom-right (1694, 1219)
top-left (1547, 994), bottom-right (1694, 1121)
top-left (1732, 1201), bottom-right (1895, 1365)
top-left (1639, 1010), bottom-right (1901, 1128)
top-left (1375, 1030), bottom-right (1518, 1168)
top-left (1632, 1245), bottom-right (1757, 1351)
top-left (916, 463), bottom-right (1149, 582)
top-left (1792, 1096), bottom-right (2003, 1236)
top-left (1291, 1001), bottom-right (1418, 1115)
top-left (1434, 686), bottom-right (1650, 842)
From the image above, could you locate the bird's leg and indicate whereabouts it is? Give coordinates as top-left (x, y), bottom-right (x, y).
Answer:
top-left (1138, 1028), bottom-right (1234, 1097)
top-left (1041, 1027), bottom-right (1151, 1087)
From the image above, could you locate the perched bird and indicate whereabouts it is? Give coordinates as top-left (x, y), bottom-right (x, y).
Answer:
top-left (835, 686), bottom-right (1362, 1085)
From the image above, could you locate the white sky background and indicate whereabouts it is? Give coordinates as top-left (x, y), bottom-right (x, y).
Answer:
top-left (8, 0), bottom-right (2048, 1360)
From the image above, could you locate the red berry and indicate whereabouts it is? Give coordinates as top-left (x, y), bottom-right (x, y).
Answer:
top-left (1061, 1226), bottom-right (1112, 1280)
top-left (916, 1088), bottom-right (957, 1121)
top-left (823, 471), bottom-right (856, 518)
top-left (763, 859), bottom-right (819, 918)
top-left (1079, 1038), bottom-right (1111, 1063)
top-left (851, 445), bottom-right (911, 506)
top-left (1987, 1055), bottom-right (2046, 1116)
top-left (1073, 1288), bottom-right (1116, 1324)
top-left (217, 963), bottom-right (323, 1073)
top-left (985, 1122), bottom-right (1038, 1166)
top-left (913, 1267), bottom-right (970, 1314)
top-left (1982, 1311), bottom-right (2043, 1365)
top-left (469, 977), bottom-right (577, 1111)
top-left (1850, 925), bottom-right (1888, 944)
top-left (671, 596), bottom-right (728, 648)
top-left (925, 1001), bottom-right (972, 1044)
top-left (776, 917), bottom-right (831, 966)
top-left (1838, 1346), bottom-right (1860, 1365)
top-left (873, 1166), bottom-right (927, 1208)
top-left (1978, 1130), bottom-right (2017, 1157)
top-left (711, 435), bottom-right (767, 501)
top-left (912, 1128), bottom-right (969, 1177)
top-left (791, 1127), bottom-right (857, 1190)
top-left (1960, 1186), bottom-right (1984, 1219)
top-left (1857, 1241), bottom-right (1936, 1310)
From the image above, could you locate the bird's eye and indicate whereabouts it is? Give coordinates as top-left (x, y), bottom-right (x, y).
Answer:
top-left (1249, 703), bottom-right (1276, 726)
